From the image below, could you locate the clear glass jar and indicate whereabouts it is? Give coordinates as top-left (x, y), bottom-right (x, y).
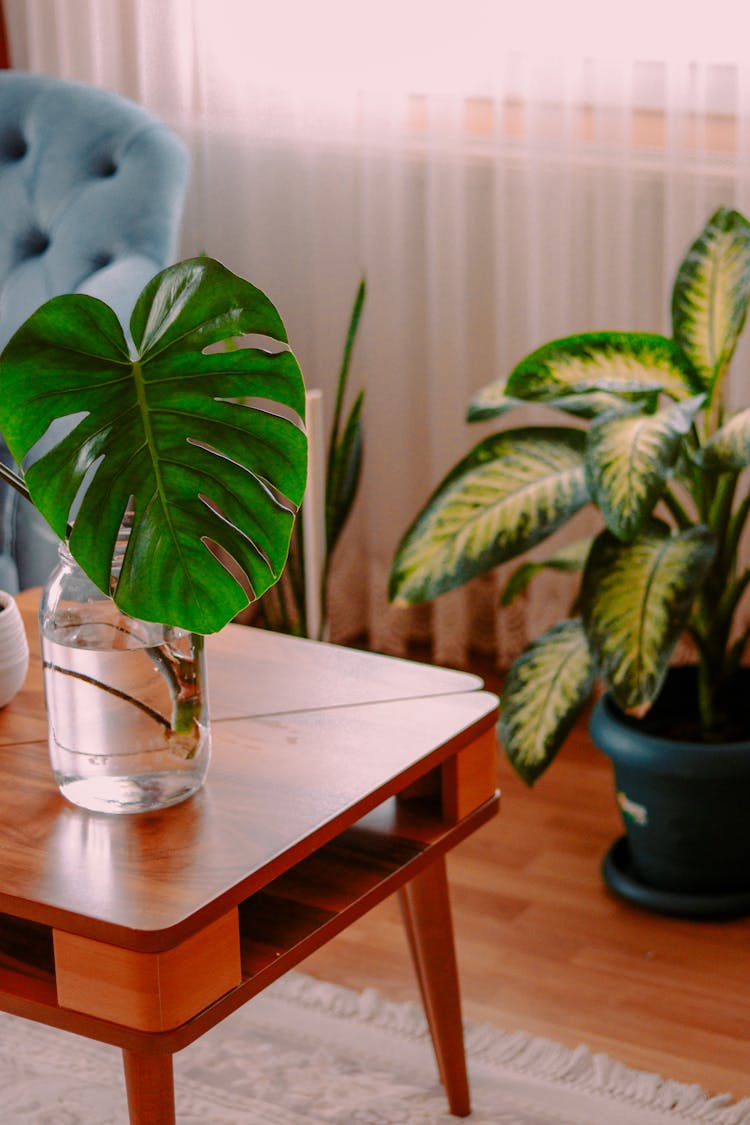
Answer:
top-left (39, 538), bottom-right (210, 814)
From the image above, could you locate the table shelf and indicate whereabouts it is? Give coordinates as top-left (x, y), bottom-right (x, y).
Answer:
top-left (0, 789), bottom-right (497, 1055)
top-left (236, 792), bottom-right (497, 985)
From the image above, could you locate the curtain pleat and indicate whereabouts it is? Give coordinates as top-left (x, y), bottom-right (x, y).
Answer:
top-left (6, 0), bottom-right (750, 666)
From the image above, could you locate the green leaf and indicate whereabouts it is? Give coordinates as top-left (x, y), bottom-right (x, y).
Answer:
top-left (501, 538), bottom-right (591, 606)
top-left (581, 523), bottom-right (715, 711)
top-left (498, 620), bottom-right (596, 786)
top-left (468, 379), bottom-right (646, 422)
top-left (672, 207), bottom-right (750, 396)
top-left (544, 390), bottom-right (656, 419)
top-left (585, 395), bottom-right (704, 541)
top-left (389, 427), bottom-right (589, 605)
top-left (505, 332), bottom-right (700, 403)
top-left (326, 388), bottom-right (364, 554)
top-left (326, 279), bottom-right (365, 497)
top-left (699, 406), bottom-right (750, 472)
top-left (467, 381), bottom-right (525, 422)
top-left (0, 258), bottom-right (307, 634)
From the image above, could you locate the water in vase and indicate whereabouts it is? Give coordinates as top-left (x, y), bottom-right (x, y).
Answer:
top-left (41, 610), bottom-right (210, 814)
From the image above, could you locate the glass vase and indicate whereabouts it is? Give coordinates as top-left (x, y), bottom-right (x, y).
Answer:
top-left (39, 540), bottom-right (210, 814)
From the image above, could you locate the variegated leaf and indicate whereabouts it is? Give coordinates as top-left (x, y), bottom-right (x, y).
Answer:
top-left (505, 333), bottom-right (700, 403)
top-left (585, 395), bottom-right (704, 541)
top-left (545, 390), bottom-right (653, 419)
top-left (468, 379), bottom-right (647, 422)
top-left (467, 381), bottom-right (524, 422)
top-left (672, 207), bottom-right (750, 395)
top-left (501, 538), bottom-right (591, 606)
top-left (498, 619), bottom-right (596, 785)
top-left (699, 406), bottom-right (750, 471)
top-left (389, 428), bottom-right (589, 605)
top-left (581, 523), bottom-right (715, 711)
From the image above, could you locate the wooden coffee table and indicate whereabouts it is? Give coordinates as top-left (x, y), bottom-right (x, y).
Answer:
top-left (0, 589), bottom-right (499, 1122)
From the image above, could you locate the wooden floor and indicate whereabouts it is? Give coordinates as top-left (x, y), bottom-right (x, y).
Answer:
top-left (303, 685), bottom-right (750, 1103)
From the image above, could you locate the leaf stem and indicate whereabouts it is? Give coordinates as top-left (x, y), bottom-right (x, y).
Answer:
top-left (0, 462), bottom-right (31, 503)
top-left (42, 661), bottom-right (171, 728)
top-left (661, 487), bottom-right (693, 530)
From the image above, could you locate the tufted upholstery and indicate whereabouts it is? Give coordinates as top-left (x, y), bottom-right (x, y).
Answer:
top-left (0, 71), bottom-right (189, 592)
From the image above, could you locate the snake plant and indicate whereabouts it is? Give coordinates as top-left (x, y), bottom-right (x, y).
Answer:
top-left (390, 207), bottom-right (750, 784)
top-left (0, 257), bottom-right (307, 636)
top-left (255, 278), bottom-right (365, 639)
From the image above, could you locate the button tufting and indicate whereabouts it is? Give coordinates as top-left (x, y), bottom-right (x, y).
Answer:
top-left (92, 252), bottom-right (113, 270)
top-left (19, 229), bottom-right (50, 258)
top-left (96, 156), bottom-right (118, 177)
top-left (0, 127), bottom-right (27, 161)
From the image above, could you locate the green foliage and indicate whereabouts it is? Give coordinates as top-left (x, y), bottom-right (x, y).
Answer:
top-left (501, 539), bottom-right (590, 607)
top-left (498, 619), bottom-right (596, 785)
top-left (671, 206), bottom-right (750, 394)
top-left (389, 428), bottom-right (588, 605)
top-left (580, 522), bottom-right (715, 709)
top-left (390, 207), bottom-right (750, 783)
top-left (0, 258), bottom-right (307, 634)
top-left (256, 279), bottom-right (366, 639)
top-left (584, 396), bottom-right (704, 541)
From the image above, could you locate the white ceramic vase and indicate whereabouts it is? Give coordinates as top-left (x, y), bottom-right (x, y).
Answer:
top-left (0, 591), bottom-right (29, 708)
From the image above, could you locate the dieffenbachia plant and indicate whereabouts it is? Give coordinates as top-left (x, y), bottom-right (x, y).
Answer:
top-left (389, 207), bottom-right (750, 783)
top-left (0, 257), bottom-right (307, 635)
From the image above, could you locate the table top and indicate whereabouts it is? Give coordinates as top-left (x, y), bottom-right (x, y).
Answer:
top-left (0, 590), bottom-right (498, 950)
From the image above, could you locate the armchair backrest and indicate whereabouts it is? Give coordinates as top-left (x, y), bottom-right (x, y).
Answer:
top-left (0, 72), bottom-right (189, 591)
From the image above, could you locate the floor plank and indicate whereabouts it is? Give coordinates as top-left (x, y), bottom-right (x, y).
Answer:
top-left (302, 708), bottom-right (750, 1102)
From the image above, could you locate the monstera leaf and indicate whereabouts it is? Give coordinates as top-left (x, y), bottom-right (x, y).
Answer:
top-left (0, 258), bottom-right (307, 634)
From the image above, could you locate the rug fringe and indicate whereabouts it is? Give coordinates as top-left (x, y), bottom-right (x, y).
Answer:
top-left (270, 973), bottom-right (750, 1124)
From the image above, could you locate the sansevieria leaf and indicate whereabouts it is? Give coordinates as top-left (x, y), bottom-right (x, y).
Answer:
top-left (699, 406), bottom-right (750, 472)
top-left (0, 258), bottom-right (307, 634)
top-left (326, 388), bottom-right (364, 555)
top-left (672, 207), bottom-right (750, 397)
top-left (581, 522), bottom-right (715, 711)
top-left (501, 538), bottom-right (591, 606)
top-left (389, 427), bottom-right (589, 605)
top-left (585, 395), bottom-right (704, 541)
top-left (505, 333), bottom-right (701, 403)
top-left (326, 278), bottom-right (365, 554)
top-left (498, 619), bottom-right (596, 785)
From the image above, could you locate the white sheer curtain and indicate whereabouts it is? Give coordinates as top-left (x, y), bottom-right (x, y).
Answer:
top-left (7, 0), bottom-right (750, 665)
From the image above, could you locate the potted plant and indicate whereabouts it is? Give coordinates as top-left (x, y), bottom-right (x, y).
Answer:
top-left (389, 207), bottom-right (750, 916)
top-left (0, 256), bottom-right (307, 813)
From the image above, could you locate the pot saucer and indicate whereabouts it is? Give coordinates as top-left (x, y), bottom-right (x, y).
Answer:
top-left (602, 836), bottom-right (750, 920)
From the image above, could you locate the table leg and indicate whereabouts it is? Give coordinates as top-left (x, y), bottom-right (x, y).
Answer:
top-left (398, 885), bottom-right (448, 1089)
top-left (122, 1049), bottom-right (176, 1125)
top-left (398, 856), bottom-right (471, 1118)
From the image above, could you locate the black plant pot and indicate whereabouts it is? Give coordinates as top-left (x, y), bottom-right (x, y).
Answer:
top-left (589, 667), bottom-right (750, 919)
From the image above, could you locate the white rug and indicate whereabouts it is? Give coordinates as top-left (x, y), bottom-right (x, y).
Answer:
top-left (1, 972), bottom-right (749, 1124)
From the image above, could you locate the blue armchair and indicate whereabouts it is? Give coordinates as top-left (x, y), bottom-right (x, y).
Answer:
top-left (0, 71), bottom-right (189, 592)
